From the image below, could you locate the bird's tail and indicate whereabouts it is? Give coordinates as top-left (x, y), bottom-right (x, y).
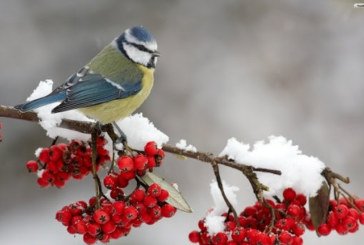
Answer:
top-left (14, 92), bottom-right (66, 112)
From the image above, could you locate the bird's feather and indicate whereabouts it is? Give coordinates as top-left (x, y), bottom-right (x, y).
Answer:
top-left (52, 73), bottom-right (142, 113)
top-left (14, 91), bottom-right (66, 111)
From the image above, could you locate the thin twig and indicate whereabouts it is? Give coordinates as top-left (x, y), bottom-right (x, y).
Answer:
top-left (211, 161), bottom-right (238, 223)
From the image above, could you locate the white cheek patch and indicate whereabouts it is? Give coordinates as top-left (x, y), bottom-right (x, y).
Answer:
top-left (123, 43), bottom-right (152, 67)
top-left (124, 29), bottom-right (158, 51)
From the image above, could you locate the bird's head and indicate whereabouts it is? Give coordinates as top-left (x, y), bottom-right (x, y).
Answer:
top-left (115, 26), bottom-right (159, 69)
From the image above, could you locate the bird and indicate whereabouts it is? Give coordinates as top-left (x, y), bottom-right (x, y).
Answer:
top-left (15, 26), bottom-right (159, 128)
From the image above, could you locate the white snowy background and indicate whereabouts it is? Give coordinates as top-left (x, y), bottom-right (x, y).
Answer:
top-left (1, 0), bottom-right (364, 244)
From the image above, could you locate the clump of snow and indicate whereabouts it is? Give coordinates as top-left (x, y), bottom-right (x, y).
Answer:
top-left (28, 80), bottom-right (93, 141)
top-left (205, 181), bottom-right (239, 234)
top-left (219, 136), bottom-right (326, 197)
top-left (176, 139), bottom-right (197, 152)
top-left (172, 183), bottom-right (180, 192)
top-left (34, 148), bottom-right (43, 158)
top-left (115, 113), bottom-right (169, 151)
top-left (205, 215), bottom-right (226, 234)
top-left (37, 169), bottom-right (45, 178)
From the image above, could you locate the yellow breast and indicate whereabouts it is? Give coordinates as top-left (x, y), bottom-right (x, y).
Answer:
top-left (78, 65), bottom-right (154, 124)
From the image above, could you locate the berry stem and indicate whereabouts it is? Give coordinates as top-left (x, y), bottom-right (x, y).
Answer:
top-left (91, 127), bottom-right (101, 209)
top-left (211, 161), bottom-right (239, 223)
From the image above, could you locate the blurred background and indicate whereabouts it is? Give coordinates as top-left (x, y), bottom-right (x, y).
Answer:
top-left (1, 0), bottom-right (364, 244)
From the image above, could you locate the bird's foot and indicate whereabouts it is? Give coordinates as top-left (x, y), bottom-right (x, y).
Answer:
top-left (112, 122), bottom-right (133, 154)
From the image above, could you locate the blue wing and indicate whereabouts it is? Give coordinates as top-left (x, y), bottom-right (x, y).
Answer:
top-left (51, 71), bottom-right (142, 113)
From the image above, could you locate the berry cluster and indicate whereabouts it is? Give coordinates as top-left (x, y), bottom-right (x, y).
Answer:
top-left (314, 198), bottom-right (364, 236)
top-left (103, 141), bottom-right (165, 198)
top-left (54, 141), bottom-right (176, 244)
top-left (56, 183), bottom-right (176, 244)
top-left (189, 188), bottom-right (309, 245)
top-left (26, 137), bottom-right (110, 188)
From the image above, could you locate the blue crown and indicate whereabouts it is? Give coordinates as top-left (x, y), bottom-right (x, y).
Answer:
top-left (129, 26), bottom-right (155, 43)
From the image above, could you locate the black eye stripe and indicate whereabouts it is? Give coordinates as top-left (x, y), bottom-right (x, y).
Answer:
top-left (124, 41), bottom-right (154, 54)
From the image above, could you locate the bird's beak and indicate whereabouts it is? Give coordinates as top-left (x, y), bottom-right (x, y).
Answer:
top-left (153, 51), bottom-right (160, 57)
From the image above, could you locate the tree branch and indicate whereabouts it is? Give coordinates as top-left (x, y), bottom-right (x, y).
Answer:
top-left (0, 105), bottom-right (281, 206)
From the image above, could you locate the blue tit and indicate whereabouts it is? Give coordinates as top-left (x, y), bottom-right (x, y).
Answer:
top-left (15, 26), bottom-right (159, 124)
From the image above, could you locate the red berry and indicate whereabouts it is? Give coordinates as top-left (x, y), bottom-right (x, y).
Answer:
top-left (242, 206), bottom-right (257, 217)
top-left (26, 160), bottom-right (38, 172)
top-left (287, 204), bottom-right (301, 218)
top-left (103, 175), bottom-right (116, 189)
top-left (110, 188), bottom-right (125, 200)
top-left (75, 220), bottom-right (87, 234)
top-left (119, 171), bottom-right (136, 181)
top-left (102, 221), bottom-right (116, 234)
top-left (354, 199), bottom-right (364, 211)
top-left (117, 156), bottom-right (134, 172)
top-left (134, 202), bottom-right (147, 214)
top-left (124, 206), bottom-right (138, 221)
top-left (189, 231), bottom-right (200, 243)
top-left (334, 204), bottom-right (349, 219)
top-left (335, 223), bottom-right (348, 235)
top-left (150, 205), bottom-right (162, 219)
top-left (37, 177), bottom-right (49, 187)
top-left (144, 141), bottom-right (158, 156)
top-left (156, 149), bottom-right (165, 158)
top-left (67, 225), bottom-right (77, 234)
top-left (283, 188), bottom-right (296, 202)
top-left (212, 232), bottom-right (228, 245)
top-left (292, 223), bottom-right (305, 236)
top-left (133, 154), bottom-right (148, 171)
top-left (158, 189), bottom-right (169, 202)
top-left (295, 194), bottom-right (307, 206)
top-left (317, 223), bottom-right (331, 236)
top-left (148, 183), bottom-right (162, 197)
top-left (87, 223), bottom-right (101, 236)
top-left (278, 231), bottom-right (292, 244)
top-left (113, 201), bottom-right (125, 215)
top-left (225, 221), bottom-right (236, 231)
top-left (327, 211), bottom-right (338, 228)
top-left (50, 145), bottom-right (63, 161)
top-left (117, 176), bottom-right (129, 188)
top-left (147, 156), bottom-right (156, 169)
top-left (292, 236), bottom-right (303, 245)
top-left (83, 233), bottom-right (97, 244)
top-left (110, 227), bottom-right (125, 239)
top-left (93, 209), bottom-right (110, 224)
top-left (349, 208), bottom-right (359, 220)
top-left (231, 227), bottom-right (246, 242)
top-left (39, 148), bottom-right (50, 163)
top-left (359, 212), bottom-right (364, 225)
top-left (161, 204), bottom-right (176, 218)
top-left (198, 219), bottom-right (207, 232)
top-left (343, 216), bottom-right (358, 232)
top-left (144, 195), bottom-right (157, 208)
top-left (99, 233), bottom-right (110, 243)
top-left (130, 189), bottom-right (145, 202)
top-left (141, 211), bottom-right (153, 223)
top-left (55, 209), bottom-right (72, 226)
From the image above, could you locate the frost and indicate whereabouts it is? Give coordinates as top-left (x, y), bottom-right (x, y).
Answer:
top-left (175, 139), bottom-right (197, 152)
top-left (220, 136), bottom-right (326, 197)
